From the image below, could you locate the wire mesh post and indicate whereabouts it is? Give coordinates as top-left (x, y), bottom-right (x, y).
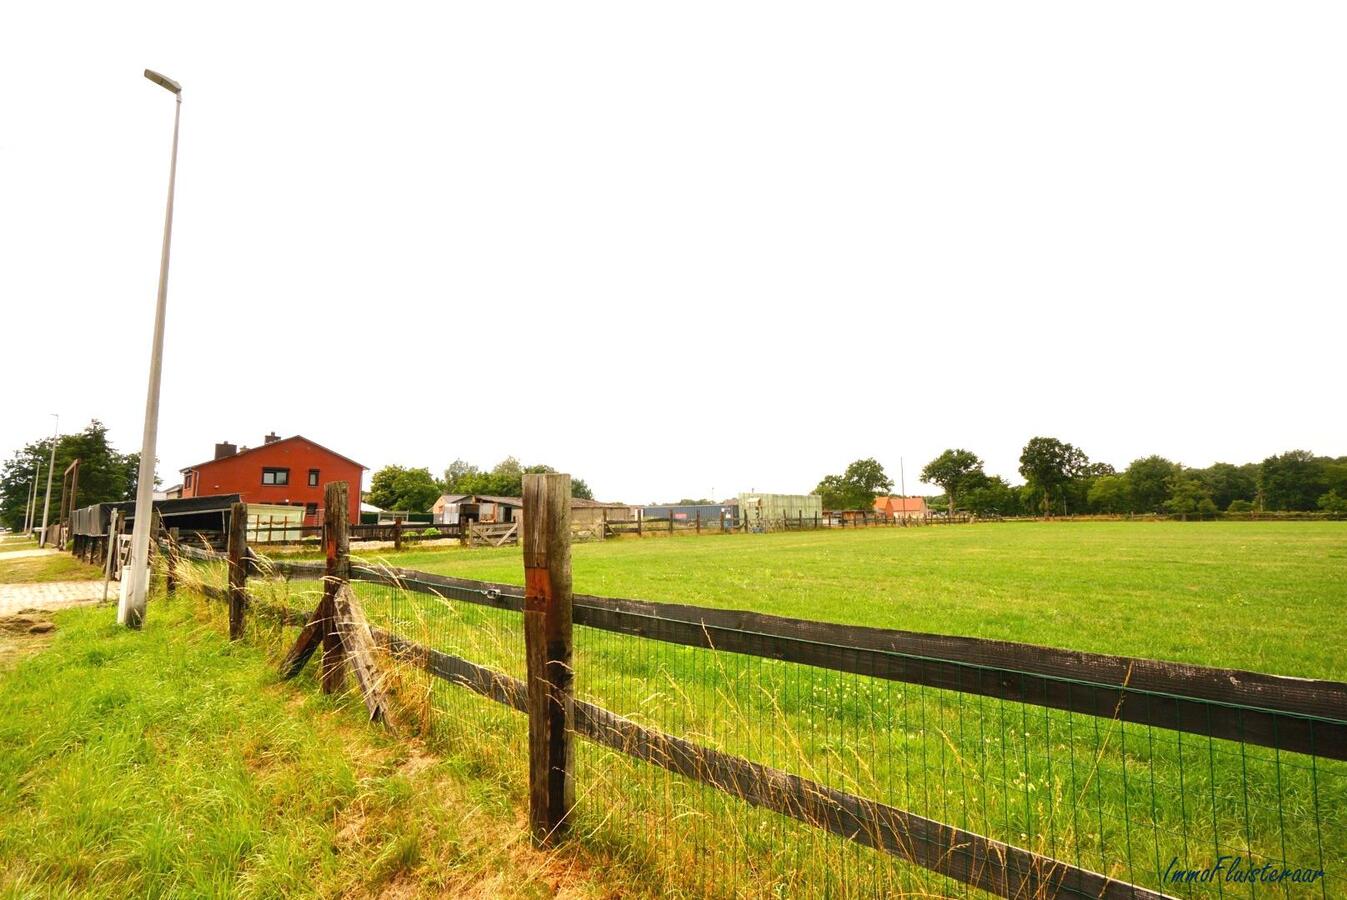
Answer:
top-left (226, 502), bottom-right (248, 640)
top-left (523, 472), bottom-right (574, 846)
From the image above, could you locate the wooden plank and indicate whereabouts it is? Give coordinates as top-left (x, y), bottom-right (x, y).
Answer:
top-left (320, 482), bottom-right (350, 694)
top-left (226, 502), bottom-right (248, 640)
top-left (280, 594), bottom-right (336, 679)
top-left (522, 472), bottom-right (574, 845)
top-left (332, 584), bottom-right (397, 729)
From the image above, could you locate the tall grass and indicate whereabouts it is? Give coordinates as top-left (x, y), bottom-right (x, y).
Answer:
top-left (227, 549), bottom-right (1344, 899)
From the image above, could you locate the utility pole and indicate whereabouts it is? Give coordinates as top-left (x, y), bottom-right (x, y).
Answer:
top-left (38, 414), bottom-right (58, 546)
top-left (122, 69), bottom-right (182, 629)
top-left (23, 459), bottom-right (40, 534)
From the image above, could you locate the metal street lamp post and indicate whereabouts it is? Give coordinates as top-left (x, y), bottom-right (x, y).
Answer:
top-left (120, 69), bottom-right (182, 628)
top-left (38, 414), bottom-right (58, 546)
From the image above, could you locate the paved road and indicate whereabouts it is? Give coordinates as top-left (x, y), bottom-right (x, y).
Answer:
top-left (0, 580), bottom-right (107, 616)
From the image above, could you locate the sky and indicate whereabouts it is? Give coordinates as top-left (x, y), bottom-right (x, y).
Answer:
top-left (2, 2), bottom-right (1344, 504)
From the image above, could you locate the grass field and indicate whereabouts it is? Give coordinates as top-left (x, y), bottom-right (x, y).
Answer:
top-left (239, 521), bottom-right (1344, 897)
top-left (0, 592), bottom-right (622, 898)
top-left (346, 521), bottom-right (1347, 680)
top-left (7, 522), bottom-right (1342, 897)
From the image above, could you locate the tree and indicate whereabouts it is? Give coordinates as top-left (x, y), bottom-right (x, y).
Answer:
top-left (813, 458), bottom-right (893, 510)
top-left (1193, 462), bottom-right (1258, 511)
top-left (1319, 490), bottom-right (1347, 517)
top-left (0, 421), bottom-right (144, 530)
top-left (1260, 450), bottom-right (1328, 511)
top-left (366, 465), bottom-right (442, 513)
top-left (1165, 471), bottom-right (1217, 520)
top-left (1018, 437), bottom-right (1088, 517)
top-left (444, 457), bottom-right (592, 499)
top-left (962, 475), bottom-right (1020, 517)
top-left (1087, 474), bottom-right (1131, 514)
top-left (443, 459), bottom-right (482, 493)
top-left (921, 449), bottom-right (984, 514)
top-left (1125, 456), bottom-right (1179, 513)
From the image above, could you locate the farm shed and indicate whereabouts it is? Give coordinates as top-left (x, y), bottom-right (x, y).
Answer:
top-left (431, 494), bottom-right (470, 525)
top-left (737, 493), bottom-right (822, 530)
top-left (569, 498), bottom-right (629, 529)
top-left (641, 502), bottom-right (739, 525)
top-left (459, 495), bottom-right (522, 525)
top-left (71, 494), bottom-right (245, 538)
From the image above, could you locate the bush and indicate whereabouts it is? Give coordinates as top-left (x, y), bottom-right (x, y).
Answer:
top-left (1226, 499), bottom-right (1254, 513)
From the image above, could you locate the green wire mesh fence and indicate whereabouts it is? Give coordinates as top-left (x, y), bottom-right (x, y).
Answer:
top-left (170, 544), bottom-right (1343, 899)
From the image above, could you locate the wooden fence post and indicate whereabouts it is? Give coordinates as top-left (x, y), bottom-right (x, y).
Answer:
top-left (166, 527), bottom-right (179, 596)
top-left (522, 472), bottom-right (574, 846)
top-left (227, 502), bottom-right (248, 640)
top-left (322, 482), bottom-right (351, 693)
top-left (669, 513), bottom-right (674, 535)
top-left (695, 510), bottom-right (701, 535)
top-left (637, 513), bottom-right (642, 538)
top-left (393, 516), bottom-right (403, 552)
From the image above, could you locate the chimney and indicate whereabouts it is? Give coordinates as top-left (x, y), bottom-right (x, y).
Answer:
top-left (264, 431), bottom-right (281, 444)
top-left (214, 441), bottom-right (237, 460)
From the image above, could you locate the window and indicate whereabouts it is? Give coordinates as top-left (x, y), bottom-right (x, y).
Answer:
top-left (305, 502), bottom-right (318, 517)
top-left (308, 468), bottom-right (320, 487)
top-left (261, 467), bottom-right (289, 485)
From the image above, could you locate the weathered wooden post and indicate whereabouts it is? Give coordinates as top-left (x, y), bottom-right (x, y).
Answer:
top-left (393, 516), bottom-right (403, 551)
top-left (636, 512), bottom-right (642, 538)
top-left (165, 526), bottom-right (179, 597)
top-left (226, 502), bottom-right (248, 640)
top-left (695, 509), bottom-right (701, 535)
top-left (669, 512), bottom-right (674, 535)
top-left (522, 472), bottom-right (574, 846)
top-left (322, 482), bottom-right (350, 692)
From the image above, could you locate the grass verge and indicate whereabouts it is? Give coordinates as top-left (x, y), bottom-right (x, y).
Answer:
top-left (0, 553), bottom-right (104, 585)
top-left (0, 591), bottom-right (623, 898)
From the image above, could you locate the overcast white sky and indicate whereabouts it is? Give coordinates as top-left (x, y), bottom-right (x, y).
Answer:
top-left (3, 3), bottom-right (1343, 503)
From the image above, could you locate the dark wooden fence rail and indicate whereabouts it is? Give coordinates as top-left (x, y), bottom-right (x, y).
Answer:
top-left (157, 481), bottom-right (1347, 900)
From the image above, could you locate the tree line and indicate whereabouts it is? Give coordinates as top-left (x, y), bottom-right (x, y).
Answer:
top-left (920, 439), bottom-right (1347, 518)
top-left (0, 421), bottom-right (148, 530)
top-left (365, 457), bottom-right (594, 514)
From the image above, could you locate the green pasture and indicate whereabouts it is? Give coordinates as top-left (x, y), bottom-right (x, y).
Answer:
top-left (239, 521), bottom-right (1344, 897)
top-left (347, 521), bottom-right (1347, 680)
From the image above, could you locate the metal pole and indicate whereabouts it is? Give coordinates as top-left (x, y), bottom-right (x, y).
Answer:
top-left (38, 414), bottom-right (58, 546)
top-left (23, 459), bottom-right (39, 534)
top-left (122, 73), bottom-right (181, 628)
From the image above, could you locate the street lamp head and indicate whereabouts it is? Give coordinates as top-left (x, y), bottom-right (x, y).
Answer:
top-left (144, 69), bottom-right (181, 94)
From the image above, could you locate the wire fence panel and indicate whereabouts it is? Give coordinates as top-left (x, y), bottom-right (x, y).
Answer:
top-left (166, 543), bottom-right (1343, 899)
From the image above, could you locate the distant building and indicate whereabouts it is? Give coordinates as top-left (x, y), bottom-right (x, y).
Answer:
top-left (641, 502), bottom-right (738, 526)
top-left (738, 493), bottom-right (822, 530)
top-left (179, 433), bottom-right (365, 525)
top-left (873, 495), bottom-right (929, 521)
top-left (432, 494), bottom-right (522, 525)
top-left (570, 498), bottom-right (631, 529)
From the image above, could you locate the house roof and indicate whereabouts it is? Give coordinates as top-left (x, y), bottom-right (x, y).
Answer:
top-left (874, 496), bottom-right (928, 513)
top-left (570, 498), bottom-right (627, 509)
top-left (470, 494), bottom-right (523, 507)
top-left (180, 434), bottom-right (366, 474)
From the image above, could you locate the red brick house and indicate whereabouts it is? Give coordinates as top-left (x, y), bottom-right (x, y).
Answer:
top-left (873, 495), bottom-right (929, 521)
top-left (179, 433), bottom-right (365, 524)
